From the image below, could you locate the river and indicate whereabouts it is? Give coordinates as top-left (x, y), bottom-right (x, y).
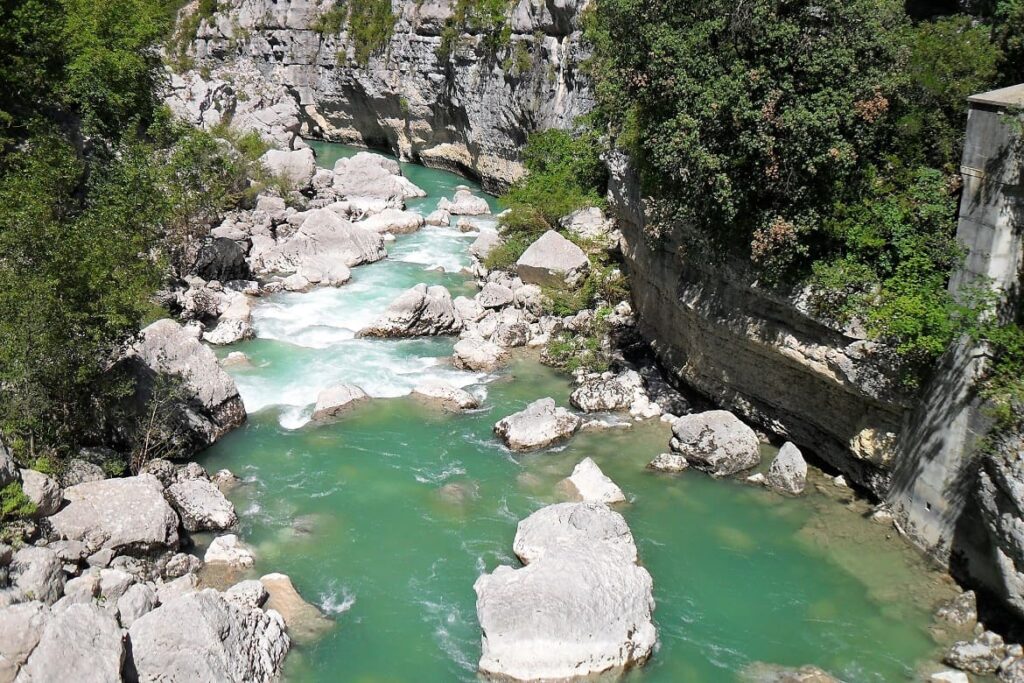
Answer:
top-left (200, 141), bottom-right (959, 682)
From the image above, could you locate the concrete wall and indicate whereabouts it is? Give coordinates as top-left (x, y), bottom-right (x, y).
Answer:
top-left (890, 84), bottom-right (1024, 560)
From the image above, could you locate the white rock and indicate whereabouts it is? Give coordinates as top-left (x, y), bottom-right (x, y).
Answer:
top-left (205, 535), bottom-right (255, 568)
top-left (18, 469), bottom-right (61, 517)
top-left (311, 384), bottom-right (369, 421)
top-left (452, 338), bottom-right (508, 372)
top-left (411, 380), bottom-right (480, 410)
top-left (166, 479), bottom-right (239, 532)
top-left (358, 208), bottom-right (425, 234)
top-left (766, 442), bottom-right (807, 495)
top-left (516, 230), bottom-right (590, 287)
top-left (0, 601), bottom-right (49, 680)
top-left (477, 283), bottom-right (514, 309)
top-left (437, 188), bottom-right (490, 215)
top-left (670, 410), bottom-right (761, 477)
top-left (156, 573), bottom-right (199, 605)
top-left (474, 503), bottom-right (656, 681)
top-left (469, 228), bottom-right (503, 261)
top-left (17, 603), bottom-right (124, 682)
top-left (930, 671), bottom-right (969, 683)
top-left (647, 453), bottom-right (689, 473)
top-left (359, 284), bottom-right (462, 337)
top-left (255, 209), bottom-right (386, 275)
top-left (117, 583), bottom-right (158, 628)
top-left (494, 398), bottom-right (581, 452)
top-left (260, 148), bottom-right (316, 189)
top-left (333, 152), bottom-right (425, 204)
top-left (563, 458), bottom-right (626, 504)
top-left (425, 209), bottom-right (450, 226)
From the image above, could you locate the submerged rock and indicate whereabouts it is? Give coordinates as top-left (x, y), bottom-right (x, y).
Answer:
top-left (648, 452), bottom-right (690, 474)
top-left (669, 410), bottom-right (760, 477)
top-left (740, 661), bottom-right (840, 682)
top-left (494, 398), bottom-right (581, 452)
top-left (474, 502), bottom-right (656, 680)
top-left (205, 535), bottom-right (256, 569)
top-left (766, 442), bottom-right (808, 495)
top-left (935, 590), bottom-right (978, 628)
top-left (259, 573), bottom-right (333, 643)
top-left (46, 475), bottom-right (179, 554)
top-left (515, 230), bottom-right (589, 288)
top-left (128, 589), bottom-right (289, 683)
top-left (312, 383), bottom-right (369, 421)
top-left (359, 284), bottom-right (462, 337)
top-left (562, 457), bottom-right (626, 504)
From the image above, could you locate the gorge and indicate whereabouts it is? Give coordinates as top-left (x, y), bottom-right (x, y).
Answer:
top-left (1, 0), bottom-right (1024, 681)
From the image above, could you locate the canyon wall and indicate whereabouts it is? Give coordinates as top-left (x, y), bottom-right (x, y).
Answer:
top-left (167, 0), bottom-right (593, 191)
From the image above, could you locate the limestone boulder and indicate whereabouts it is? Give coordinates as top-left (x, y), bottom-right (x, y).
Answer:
top-left (477, 283), bottom-right (514, 309)
top-left (166, 479), bottom-right (239, 532)
top-left (204, 535), bottom-right (255, 568)
top-left (437, 188), bottom-right (490, 215)
top-left (425, 209), bottom-right (450, 226)
top-left (469, 228), bottom-right (503, 261)
top-left (128, 589), bottom-right (289, 683)
top-left (515, 230), bottom-right (589, 287)
top-left (260, 148), bottom-right (316, 189)
top-left (563, 458), bottom-right (626, 504)
top-left (18, 469), bottom-right (61, 517)
top-left (203, 295), bottom-right (256, 346)
top-left (944, 630), bottom-right (1006, 674)
top-left (17, 604), bottom-right (123, 682)
top-left (570, 371), bottom-right (645, 413)
top-left (333, 152), bottom-right (425, 205)
top-left (60, 458), bottom-right (106, 487)
top-left (312, 384), bottom-right (369, 421)
top-left (0, 601), bottom-right (49, 681)
top-left (452, 338), bottom-right (508, 372)
top-left (259, 573), bottom-right (333, 643)
top-left (474, 502), bottom-right (656, 680)
top-left (670, 410), bottom-right (761, 477)
top-left (130, 319), bottom-right (246, 448)
top-left (46, 475), bottom-right (179, 554)
top-left (411, 380), bottom-right (480, 411)
top-left (766, 442), bottom-right (808, 495)
top-left (358, 208), bottom-right (425, 235)
top-left (494, 398), bottom-right (581, 452)
top-left (560, 206), bottom-right (616, 243)
top-left (10, 548), bottom-right (65, 605)
top-left (117, 583), bottom-right (158, 628)
top-left (254, 209), bottom-right (386, 275)
top-left (359, 284), bottom-right (462, 337)
top-left (648, 452), bottom-right (689, 473)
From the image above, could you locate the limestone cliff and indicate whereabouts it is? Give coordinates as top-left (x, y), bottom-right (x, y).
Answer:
top-left (607, 151), bottom-right (913, 495)
top-left (166, 0), bottom-right (593, 191)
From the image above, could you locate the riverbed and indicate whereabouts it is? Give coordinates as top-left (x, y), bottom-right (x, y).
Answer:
top-left (201, 142), bottom-right (960, 682)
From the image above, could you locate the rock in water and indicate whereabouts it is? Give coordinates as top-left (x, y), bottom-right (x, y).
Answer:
top-left (563, 458), bottom-right (626, 504)
top-left (647, 452), bottom-right (690, 473)
top-left (766, 442), bottom-right (808, 495)
top-left (254, 209), bottom-right (386, 274)
top-left (411, 380), bottom-right (480, 411)
top-left (669, 410), bottom-right (760, 477)
top-left (494, 398), bottom-right (581, 452)
top-left (359, 284), bottom-right (462, 337)
top-left (333, 152), bottom-right (426, 205)
top-left (128, 589), bottom-right (289, 683)
top-left (205, 535), bottom-right (256, 568)
top-left (17, 604), bottom-right (124, 682)
top-left (312, 384), bottom-right (369, 421)
top-left (452, 338), bottom-right (508, 372)
top-left (166, 479), bottom-right (239, 532)
top-left (46, 475), bottom-right (179, 554)
top-left (474, 502), bottom-right (656, 680)
top-left (943, 630), bottom-right (1006, 674)
top-left (437, 188), bottom-right (490, 215)
top-left (515, 230), bottom-right (590, 287)
top-left (358, 209), bottom-right (425, 235)
top-left (129, 319), bottom-right (246, 449)
top-left (259, 573), bottom-right (333, 643)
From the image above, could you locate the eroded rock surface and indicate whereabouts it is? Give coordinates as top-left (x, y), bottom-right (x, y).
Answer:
top-left (494, 398), bottom-right (581, 452)
top-left (359, 284), bottom-right (462, 337)
top-left (474, 502), bottom-right (656, 680)
top-left (669, 410), bottom-right (760, 477)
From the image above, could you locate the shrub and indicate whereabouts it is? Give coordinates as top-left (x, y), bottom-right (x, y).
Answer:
top-left (313, 2), bottom-right (347, 34)
top-left (0, 483), bottom-right (36, 522)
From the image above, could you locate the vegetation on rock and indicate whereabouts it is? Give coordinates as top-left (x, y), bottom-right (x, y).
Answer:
top-left (316, 0), bottom-right (397, 66)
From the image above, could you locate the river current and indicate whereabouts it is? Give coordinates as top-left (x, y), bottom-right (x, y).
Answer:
top-left (200, 141), bottom-right (959, 682)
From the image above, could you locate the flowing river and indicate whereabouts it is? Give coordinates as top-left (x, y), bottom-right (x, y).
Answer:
top-left (201, 142), bottom-right (959, 682)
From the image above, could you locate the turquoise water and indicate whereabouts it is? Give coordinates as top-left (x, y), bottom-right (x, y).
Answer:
top-left (202, 144), bottom-right (958, 682)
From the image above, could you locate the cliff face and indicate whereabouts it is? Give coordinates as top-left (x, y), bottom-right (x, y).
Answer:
top-left (167, 0), bottom-right (593, 191)
top-left (607, 152), bottom-right (913, 495)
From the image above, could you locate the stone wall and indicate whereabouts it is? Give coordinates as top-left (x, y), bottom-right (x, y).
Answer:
top-left (167, 0), bottom-right (593, 191)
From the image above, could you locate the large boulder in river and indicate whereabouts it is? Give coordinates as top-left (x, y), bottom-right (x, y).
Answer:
top-left (766, 442), bottom-right (808, 495)
top-left (516, 230), bottom-right (589, 288)
top-left (260, 147), bottom-right (316, 189)
top-left (254, 209), bottom-right (386, 274)
top-left (333, 152), bottom-right (425, 205)
top-left (670, 410), bottom-right (760, 477)
top-left (474, 502), bottom-right (656, 680)
top-left (411, 380), bottom-right (479, 411)
top-left (311, 384), bottom-right (369, 421)
top-left (452, 337), bottom-right (508, 372)
top-left (46, 474), bottom-right (179, 554)
top-left (17, 603), bottom-right (124, 682)
top-left (437, 188), bottom-right (490, 215)
top-left (128, 589), bottom-right (289, 683)
top-left (166, 479), bottom-right (238, 532)
top-left (494, 398), bottom-right (581, 452)
top-left (259, 573), bottom-right (333, 643)
top-left (359, 284), bottom-right (462, 337)
top-left (358, 208), bottom-right (425, 235)
top-left (192, 237), bottom-right (250, 282)
top-left (128, 319), bottom-right (246, 449)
